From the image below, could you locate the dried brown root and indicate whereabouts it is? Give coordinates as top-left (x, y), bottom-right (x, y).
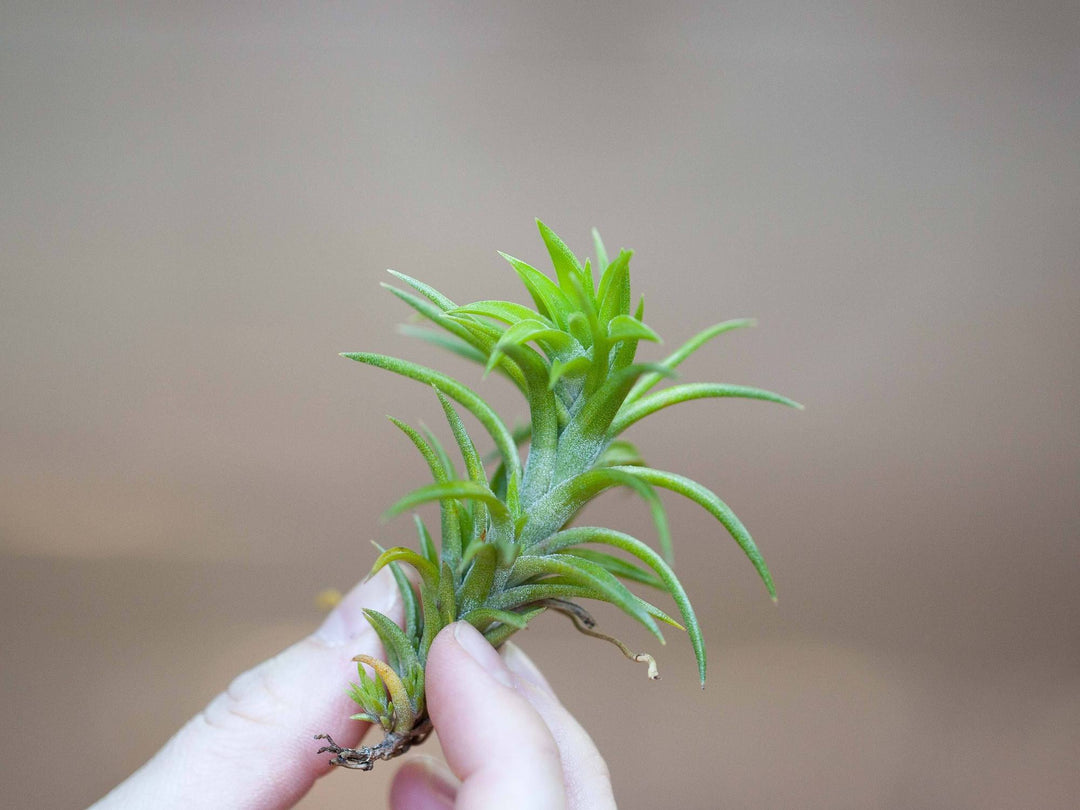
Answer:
top-left (547, 602), bottom-right (660, 680)
top-left (538, 598), bottom-right (597, 628)
top-left (314, 717), bottom-right (433, 771)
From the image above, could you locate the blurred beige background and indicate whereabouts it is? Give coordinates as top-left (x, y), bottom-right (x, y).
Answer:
top-left (2, 2), bottom-right (1078, 808)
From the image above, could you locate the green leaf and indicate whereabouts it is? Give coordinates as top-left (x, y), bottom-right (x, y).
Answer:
top-left (383, 288), bottom-right (530, 394)
top-left (384, 481), bottom-right (514, 547)
top-left (477, 336), bottom-right (561, 506)
top-left (508, 553), bottom-right (664, 642)
top-left (421, 424), bottom-right (457, 482)
top-left (567, 312), bottom-right (594, 349)
top-left (505, 467), bottom-right (521, 519)
top-left (492, 319), bottom-right (577, 359)
top-left (625, 318), bottom-right (757, 404)
top-left (607, 471), bottom-right (675, 565)
top-left (607, 314), bottom-right (661, 344)
top-left (388, 417), bottom-right (461, 569)
top-left (387, 417), bottom-right (445, 483)
top-left (591, 227), bottom-right (609, 273)
top-left (381, 284), bottom-right (496, 360)
top-left (606, 466), bottom-right (777, 600)
top-left (612, 382), bottom-right (803, 436)
top-left (563, 548), bottom-right (664, 588)
top-left (433, 388), bottom-right (487, 489)
top-left (536, 219), bottom-right (584, 292)
top-left (438, 560), bottom-right (457, 626)
top-left (387, 561), bottom-right (421, 643)
top-left (581, 258), bottom-right (596, 305)
top-left (482, 605), bottom-right (547, 647)
top-left (486, 582), bottom-right (616, 611)
top-left (386, 269), bottom-right (457, 311)
top-left (552, 363), bottom-right (675, 479)
top-left (396, 324), bottom-right (489, 365)
top-left (595, 439), bottom-right (645, 467)
top-left (609, 295), bottom-right (647, 376)
top-left (353, 654), bottom-right (416, 733)
top-left (499, 251), bottom-right (572, 329)
top-left (451, 300), bottom-right (550, 326)
top-left (369, 546), bottom-right (439, 591)
top-left (348, 711), bottom-right (381, 724)
top-left (597, 249), bottom-right (632, 324)
top-left (348, 664), bottom-right (388, 713)
top-left (342, 353), bottom-right (521, 483)
top-left (461, 607), bottom-right (532, 632)
top-left (414, 514), bottom-right (438, 565)
top-left (362, 608), bottom-right (422, 679)
top-left (418, 580), bottom-right (443, 660)
top-left (458, 542), bottom-right (498, 612)
top-left (536, 526), bottom-right (707, 685)
top-left (548, 354), bottom-right (591, 389)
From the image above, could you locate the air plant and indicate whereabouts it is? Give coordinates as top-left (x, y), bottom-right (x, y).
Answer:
top-left (315, 221), bottom-right (801, 769)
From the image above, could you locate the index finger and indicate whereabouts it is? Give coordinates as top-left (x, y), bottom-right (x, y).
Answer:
top-left (424, 622), bottom-right (566, 810)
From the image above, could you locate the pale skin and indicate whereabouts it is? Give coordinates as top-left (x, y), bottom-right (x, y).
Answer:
top-left (90, 568), bottom-right (617, 810)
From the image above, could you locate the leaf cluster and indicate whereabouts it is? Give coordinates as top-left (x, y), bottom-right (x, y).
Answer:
top-left (340, 221), bottom-right (801, 736)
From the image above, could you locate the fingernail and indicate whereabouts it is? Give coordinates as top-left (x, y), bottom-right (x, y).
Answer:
top-left (315, 567), bottom-right (397, 645)
top-left (453, 622), bottom-right (514, 688)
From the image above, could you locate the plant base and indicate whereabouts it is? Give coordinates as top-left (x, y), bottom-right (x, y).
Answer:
top-left (314, 718), bottom-right (434, 771)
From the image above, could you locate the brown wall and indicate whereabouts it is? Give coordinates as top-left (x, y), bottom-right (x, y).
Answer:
top-left (2, 2), bottom-right (1077, 808)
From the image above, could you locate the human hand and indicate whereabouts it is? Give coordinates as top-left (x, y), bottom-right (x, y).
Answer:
top-left (90, 569), bottom-right (616, 809)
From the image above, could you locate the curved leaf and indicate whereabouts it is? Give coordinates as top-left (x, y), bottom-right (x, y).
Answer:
top-left (563, 548), bottom-right (664, 588)
top-left (451, 300), bottom-right (550, 326)
top-left (362, 608), bottom-right (421, 678)
top-left (386, 562), bottom-right (420, 643)
top-left (612, 382), bottom-right (803, 436)
top-left (605, 466), bottom-right (777, 600)
top-left (388, 417), bottom-right (461, 567)
top-left (607, 314), bottom-right (661, 344)
top-left (549, 355), bottom-right (591, 389)
top-left (508, 553), bottom-right (664, 642)
top-left (353, 654), bottom-right (416, 733)
top-left (591, 227), bottom-right (609, 273)
top-left (458, 542), bottom-right (498, 612)
top-left (369, 546), bottom-right (439, 591)
top-left (537, 219), bottom-right (584, 293)
top-left (483, 605), bottom-right (547, 647)
top-left (433, 388), bottom-right (487, 488)
top-left (499, 251), bottom-right (572, 329)
top-left (384, 480), bottom-right (513, 547)
top-left (397, 324), bottom-right (489, 365)
top-left (382, 285), bottom-right (529, 393)
top-left (342, 353), bottom-right (520, 482)
top-left (386, 269), bottom-right (457, 311)
top-left (597, 249), bottom-right (632, 324)
top-left (625, 318), bottom-right (757, 404)
top-left (535, 526), bottom-right (707, 685)
top-left (460, 607), bottom-right (532, 633)
top-left (413, 514), bottom-right (438, 565)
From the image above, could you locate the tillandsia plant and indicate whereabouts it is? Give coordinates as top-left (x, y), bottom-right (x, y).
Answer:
top-left (315, 221), bottom-right (801, 770)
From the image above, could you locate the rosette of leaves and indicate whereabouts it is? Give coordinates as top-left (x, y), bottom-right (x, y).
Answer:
top-left (315, 222), bottom-right (801, 770)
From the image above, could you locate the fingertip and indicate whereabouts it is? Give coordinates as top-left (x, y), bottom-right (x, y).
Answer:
top-left (390, 757), bottom-right (457, 810)
top-left (501, 641), bottom-right (554, 694)
top-left (426, 623), bottom-right (565, 809)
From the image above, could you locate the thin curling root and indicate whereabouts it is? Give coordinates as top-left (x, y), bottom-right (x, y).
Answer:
top-left (559, 606), bottom-right (660, 680)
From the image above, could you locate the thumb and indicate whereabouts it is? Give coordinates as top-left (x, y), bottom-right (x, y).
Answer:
top-left (90, 567), bottom-right (402, 810)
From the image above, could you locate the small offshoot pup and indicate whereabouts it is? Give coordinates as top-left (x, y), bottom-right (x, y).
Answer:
top-left (315, 221), bottom-right (801, 770)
